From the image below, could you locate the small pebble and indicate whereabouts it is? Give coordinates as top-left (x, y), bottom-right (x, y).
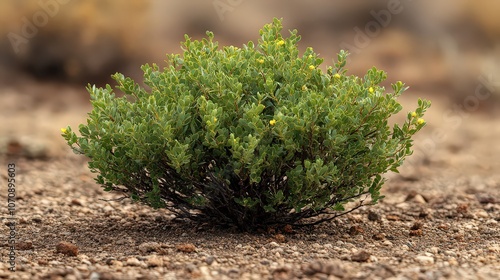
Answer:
top-left (205, 256), bottom-right (215, 265)
top-left (415, 255), bottom-right (434, 265)
top-left (351, 250), bottom-right (371, 262)
top-left (55, 241), bottom-right (78, 256)
top-left (126, 257), bottom-right (141, 266)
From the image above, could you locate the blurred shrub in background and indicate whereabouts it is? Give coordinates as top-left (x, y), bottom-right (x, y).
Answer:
top-left (0, 0), bottom-right (149, 83)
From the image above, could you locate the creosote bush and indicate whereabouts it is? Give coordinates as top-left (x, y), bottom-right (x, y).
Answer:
top-left (62, 18), bottom-right (430, 230)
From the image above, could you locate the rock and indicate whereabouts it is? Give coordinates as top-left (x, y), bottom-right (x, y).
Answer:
top-left (268, 241), bottom-right (280, 247)
top-left (368, 210), bottom-right (380, 221)
top-left (429, 247), bottom-right (440, 254)
top-left (349, 225), bottom-right (364, 235)
top-left (17, 241), bottom-right (34, 250)
top-left (410, 221), bottom-right (424, 230)
top-left (474, 209), bottom-right (489, 218)
top-left (456, 203), bottom-right (469, 214)
top-left (126, 257), bottom-right (142, 266)
top-left (405, 191), bottom-right (428, 203)
top-left (138, 242), bottom-right (161, 254)
top-left (476, 193), bottom-right (495, 204)
top-left (70, 199), bottom-right (83, 206)
top-left (274, 234), bottom-right (286, 243)
top-left (413, 194), bottom-right (427, 204)
top-left (185, 263), bottom-right (197, 273)
top-left (351, 250), bottom-right (371, 262)
top-left (415, 255), bottom-right (434, 265)
top-left (32, 215), bottom-right (43, 223)
top-left (103, 205), bottom-right (114, 213)
top-left (372, 233), bottom-right (385, 240)
top-left (55, 241), bottom-right (78, 256)
top-left (283, 224), bottom-right (293, 233)
top-left (386, 214), bottom-right (401, 221)
top-left (205, 256), bottom-right (215, 265)
top-left (410, 221), bottom-right (424, 236)
top-left (410, 229), bottom-right (423, 236)
top-left (147, 255), bottom-right (163, 267)
top-left (176, 243), bottom-right (196, 253)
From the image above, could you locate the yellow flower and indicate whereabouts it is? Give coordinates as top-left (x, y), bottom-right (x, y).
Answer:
top-left (213, 117), bottom-right (218, 122)
top-left (277, 40), bottom-right (285, 46)
top-left (417, 118), bottom-right (425, 125)
top-left (309, 65), bottom-right (315, 70)
top-left (308, 54), bottom-right (313, 59)
top-left (411, 111), bottom-right (417, 118)
top-left (333, 73), bottom-right (341, 79)
top-left (257, 59), bottom-right (264, 64)
top-left (60, 128), bottom-right (67, 134)
top-left (302, 85), bottom-right (308, 91)
top-left (368, 87), bottom-right (374, 93)
top-left (269, 119), bottom-right (277, 126)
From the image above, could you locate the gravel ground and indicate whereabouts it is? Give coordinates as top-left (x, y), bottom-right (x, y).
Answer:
top-left (0, 80), bottom-right (499, 279)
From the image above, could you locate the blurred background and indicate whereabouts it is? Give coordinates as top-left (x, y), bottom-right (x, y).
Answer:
top-left (0, 0), bottom-right (498, 175)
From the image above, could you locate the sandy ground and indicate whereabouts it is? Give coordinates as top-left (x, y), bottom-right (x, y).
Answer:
top-left (0, 68), bottom-right (499, 280)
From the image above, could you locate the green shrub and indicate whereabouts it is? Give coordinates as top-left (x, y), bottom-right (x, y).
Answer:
top-left (62, 18), bottom-right (430, 230)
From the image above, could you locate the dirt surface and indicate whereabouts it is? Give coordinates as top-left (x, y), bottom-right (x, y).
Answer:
top-left (0, 74), bottom-right (499, 280)
top-left (0, 2), bottom-right (500, 276)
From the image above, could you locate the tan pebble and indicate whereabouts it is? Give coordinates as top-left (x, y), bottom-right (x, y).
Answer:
top-left (76, 265), bottom-right (89, 272)
top-left (413, 194), bottom-right (427, 204)
top-left (268, 241), bottom-right (280, 247)
top-left (474, 210), bottom-right (489, 218)
top-left (485, 219), bottom-right (498, 225)
top-left (429, 247), bottom-right (440, 254)
top-left (444, 250), bottom-right (456, 256)
top-left (311, 243), bottom-right (321, 249)
top-left (351, 250), bottom-right (371, 262)
top-left (77, 254), bottom-right (89, 260)
top-left (386, 214), bottom-right (400, 221)
top-left (126, 257), bottom-right (141, 266)
top-left (138, 242), bottom-right (161, 254)
top-left (383, 240), bottom-right (393, 246)
top-left (103, 205), bottom-right (114, 213)
top-left (415, 255), bottom-right (434, 265)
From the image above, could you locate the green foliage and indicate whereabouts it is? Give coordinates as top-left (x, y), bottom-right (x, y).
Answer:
top-left (62, 18), bottom-right (430, 230)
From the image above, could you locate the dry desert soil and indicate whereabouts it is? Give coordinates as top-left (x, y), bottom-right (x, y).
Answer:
top-left (0, 75), bottom-right (499, 280)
